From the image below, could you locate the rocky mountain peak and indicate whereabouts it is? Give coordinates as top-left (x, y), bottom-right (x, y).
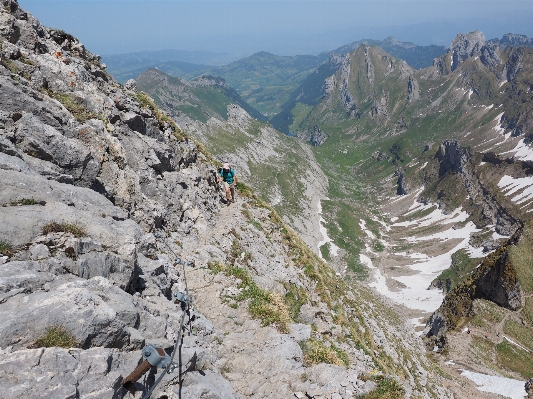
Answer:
top-left (383, 36), bottom-right (415, 49)
top-left (431, 30), bottom-right (503, 75)
top-left (450, 30), bottom-right (486, 70)
top-left (490, 33), bottom-right (533, 48)
top-left (192, 74), bottom-right (227, 88)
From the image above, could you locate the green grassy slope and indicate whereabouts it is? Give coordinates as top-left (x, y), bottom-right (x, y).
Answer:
top-left (207, 51), bottom-right (328, 116)
top-left (136, 69), bottom-right (266, 123)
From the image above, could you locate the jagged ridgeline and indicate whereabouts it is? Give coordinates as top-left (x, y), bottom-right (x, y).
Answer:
top-left (0, 1), bottom-right (452, 398)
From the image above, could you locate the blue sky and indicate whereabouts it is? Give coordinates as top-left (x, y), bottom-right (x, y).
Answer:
top-left (18, 1), bottom-right (533, 58)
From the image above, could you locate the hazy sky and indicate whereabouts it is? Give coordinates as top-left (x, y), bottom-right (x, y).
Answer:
top-left (18, 1), bottom-right (533, 58)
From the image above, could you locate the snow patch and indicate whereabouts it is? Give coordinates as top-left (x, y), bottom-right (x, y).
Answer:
top-left (383, 216), bottom-right (480, 312)
top-left (460, 370), bottom-right (527, 399)
top-left (500, 139), bottom-right (533, 162)
top-left (444, 360), bottom-right (455, 366)
top-left (394, 207), bottom-right (469, 230)
top-left (395, 252), bottom-right (429, 259)
top-left (359, 219), bottom-right (376, 239)
top-left (498, 175), bottom-right (533, 205)
top-left (317, 199), bottom-right (340, 258)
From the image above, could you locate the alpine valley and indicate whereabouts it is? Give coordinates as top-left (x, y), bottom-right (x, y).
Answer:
top-left (1, 1), bottom-right (533, 399)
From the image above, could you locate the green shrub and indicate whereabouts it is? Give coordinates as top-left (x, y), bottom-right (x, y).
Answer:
top-left (47, 91), bottom-right (98, 122)
top-left (236, 182), bottom-right (254, 198)
top-left (225, 265), bottom-right (290, 332)
top-left (9, 198), bottom-right (43, 206)
top-left (42, 222), bottom-right (86, 237)
top-left (0, 241), bottom-right (13, 256)
top-left (34, 325), bottom-right (78, 348)
top-left (359, 375), bottom-right (405, 399)
top-left (301, 338), bottom-right (349, 367)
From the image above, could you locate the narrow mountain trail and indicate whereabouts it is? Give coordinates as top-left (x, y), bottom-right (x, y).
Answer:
top-left (176, 191), bottom-right (316, 399)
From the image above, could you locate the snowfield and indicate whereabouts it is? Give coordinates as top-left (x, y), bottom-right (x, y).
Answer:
top-left (460, 370), bottom-right (527, 399)
top-left (317, 199), bottom-right (340, 258)
top-left (498, 175), bottom-right (533, 205)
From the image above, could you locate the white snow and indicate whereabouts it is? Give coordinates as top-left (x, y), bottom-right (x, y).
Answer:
top-left (419, 162), bottom-right (428, 170)
top-left (500, 139), bottom-right (533, 162)
top-left (493, 230), bottom-right (509, 240)
top-left (379, 198), bottom-right (481, 311)
top-left (395, 252), bottom-right (429, 259)
top-left (467, 89), bottom-right (473, 99)
top-left (479, 161), bottom-right (486, 166)
top-left (489, 112), bottom-right (514, 145)
top-left (498, 175), bottom-right (533, 205)
top-left (444, 360), bottom-right (455, 366)
top-left (499, 81), bottom-right (507, 88)
top-left (466, 246), bottom-right (486, 258)
top-left (396, 207), bottom-right (469, 233)
top-left (361, 254), bottom-right (389, 297)
top-left (409, 317), bottom-right (426, 329)
top-left (317, 200), bottom-right (340, 258)
top-left (375, 219), bottom-right (391, 232)
top-left (359, 219), bottom-right (376, 239)
top-left (460, 370), bottom-right (527, 399)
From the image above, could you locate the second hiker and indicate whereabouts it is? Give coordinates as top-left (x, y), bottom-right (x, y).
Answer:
top-left (218, 163), bottom-right (237, 205)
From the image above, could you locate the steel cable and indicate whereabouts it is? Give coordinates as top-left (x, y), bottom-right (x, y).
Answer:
top-left (139, 231), bottom-right (191, 399)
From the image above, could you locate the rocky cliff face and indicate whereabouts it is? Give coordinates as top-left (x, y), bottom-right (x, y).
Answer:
top-left (424, 227), bottom-right (523, 343)
top-left (339, 54), bottom-right (358, 117)
top-left (434, 140), bottom-right (520, 235)
top-left (310, 125), bottom-right (328, 147)
top-left (431, 30), bottom-right (502, 76)
top-left (0, 2), bottom-right (452, 398)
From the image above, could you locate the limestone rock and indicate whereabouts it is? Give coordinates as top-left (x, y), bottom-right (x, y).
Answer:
top-left (525, 378), bottom-right (533, 398)
top-left (407, 75), bottom-right (420, 102)
top-left (310, 125), bottom-right (327, 147)
top-left (339, 54), bottom-right (357, 117)
top-left (450, 31), bottom-right (486, 71)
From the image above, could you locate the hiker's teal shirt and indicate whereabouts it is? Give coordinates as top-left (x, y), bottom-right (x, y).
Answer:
top-left (220, 169), bottom-right (235, 185)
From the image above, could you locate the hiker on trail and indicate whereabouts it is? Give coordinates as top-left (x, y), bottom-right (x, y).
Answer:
top-left (218, 163), bottom-right (237, 205)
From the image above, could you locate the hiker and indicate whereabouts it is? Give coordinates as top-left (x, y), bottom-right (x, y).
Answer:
top-left (218, 163), bottom-right (237, 205)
